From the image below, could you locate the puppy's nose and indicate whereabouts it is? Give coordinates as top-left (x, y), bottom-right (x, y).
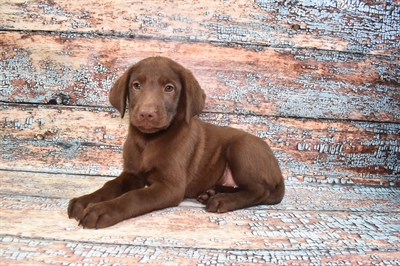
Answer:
top-left (139, 109), bottom-right (156, 121)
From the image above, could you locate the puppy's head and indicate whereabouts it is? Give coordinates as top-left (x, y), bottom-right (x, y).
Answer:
top-left (109, 57), bottom-right (206, 134)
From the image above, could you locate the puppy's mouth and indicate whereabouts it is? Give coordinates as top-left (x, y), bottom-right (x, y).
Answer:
top-left (134, 121), bottom-right (170, 134)
top-left (136, 125), bottom-right (164, 134)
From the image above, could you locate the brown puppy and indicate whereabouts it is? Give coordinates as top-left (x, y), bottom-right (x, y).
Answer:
top-left (68, 57), bottom-right (285, 229)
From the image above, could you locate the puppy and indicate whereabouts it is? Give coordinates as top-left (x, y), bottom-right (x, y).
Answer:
top-left (68, 57), bottom-right (284, 228)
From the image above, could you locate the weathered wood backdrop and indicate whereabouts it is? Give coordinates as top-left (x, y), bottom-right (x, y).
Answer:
top-left (0, 0), bottom-right (399, 265)
top-left (1, 0), bottom-right (399, 185)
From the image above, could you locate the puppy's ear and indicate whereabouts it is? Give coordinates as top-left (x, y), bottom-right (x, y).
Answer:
top-left (109, 67), bottom-right (133, 118)
top-left (181, 69), bottom-right (206, 124)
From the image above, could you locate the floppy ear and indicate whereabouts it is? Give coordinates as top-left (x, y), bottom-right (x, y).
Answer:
top-left (181, 69), bottom-right (206, 124)
top-left (109, 66), bottom-right (133, 118)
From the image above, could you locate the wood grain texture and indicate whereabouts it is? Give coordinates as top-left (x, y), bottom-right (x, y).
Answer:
top-left (1, 202), bottom-right (399, 255)
top-left (1, 1), bottom-right (399, 265)
top-left (1, 104), bottom-right (399, 185)
top-left (1, 0), bottom-right (399, 56)
top-left (2, 235), bottom-right (399, 266)
top-left (1, 31), bottom-right (399, 122)
top-left (0, 171), bottom-right (399, 265)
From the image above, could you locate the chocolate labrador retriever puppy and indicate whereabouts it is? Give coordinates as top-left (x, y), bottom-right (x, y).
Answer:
top-left (68, 57), bottom-right (285, 228)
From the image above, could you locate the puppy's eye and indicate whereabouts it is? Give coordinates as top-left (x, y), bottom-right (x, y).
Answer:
top-left (132, 82), bottom-right (140, 90)
top-left (164, 85), bottom-right (174, 92)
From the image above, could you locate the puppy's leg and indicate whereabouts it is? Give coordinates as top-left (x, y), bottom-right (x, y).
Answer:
top-left (204, 187), bottom-right (269, 213)
top-left (197, 185), bottom-right (239, 204)
top-left (68, 172), bottom-right (144, 221)
top-left (197, 175), bottom-right (277, 212)
top-left (197, 164), bottom-right (239, 203)
top-left (204, 181), bottom-right (284, 212)
top-left (78, 181), bottom-right (184, 229)
top-left (205, 136), bottom-right (284, 213)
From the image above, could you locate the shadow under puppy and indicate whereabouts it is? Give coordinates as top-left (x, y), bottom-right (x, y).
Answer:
top-left (68, 57), bottom-right (285, 229)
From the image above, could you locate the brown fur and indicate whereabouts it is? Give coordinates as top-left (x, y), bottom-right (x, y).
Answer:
top-left (68, 57), bottom-right (285, 229)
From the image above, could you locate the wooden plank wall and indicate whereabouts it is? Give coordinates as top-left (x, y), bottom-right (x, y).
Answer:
top-left (1, 0), bottom-right (399, 186)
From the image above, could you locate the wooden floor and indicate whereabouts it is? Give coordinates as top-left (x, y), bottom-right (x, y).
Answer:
top-left (1, 170), bottom-right (399, 265)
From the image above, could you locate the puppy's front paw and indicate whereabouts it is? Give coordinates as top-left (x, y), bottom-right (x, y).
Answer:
top-left (68, 197), bottom-right (89, 221)
top-left (79, 202), bottom-right (122, 229)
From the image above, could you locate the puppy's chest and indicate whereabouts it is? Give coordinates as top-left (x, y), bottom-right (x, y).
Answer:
top-left (125, 132), bottom-right (193, 177)
top-left (130, 139), bottom-right (165, 172)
